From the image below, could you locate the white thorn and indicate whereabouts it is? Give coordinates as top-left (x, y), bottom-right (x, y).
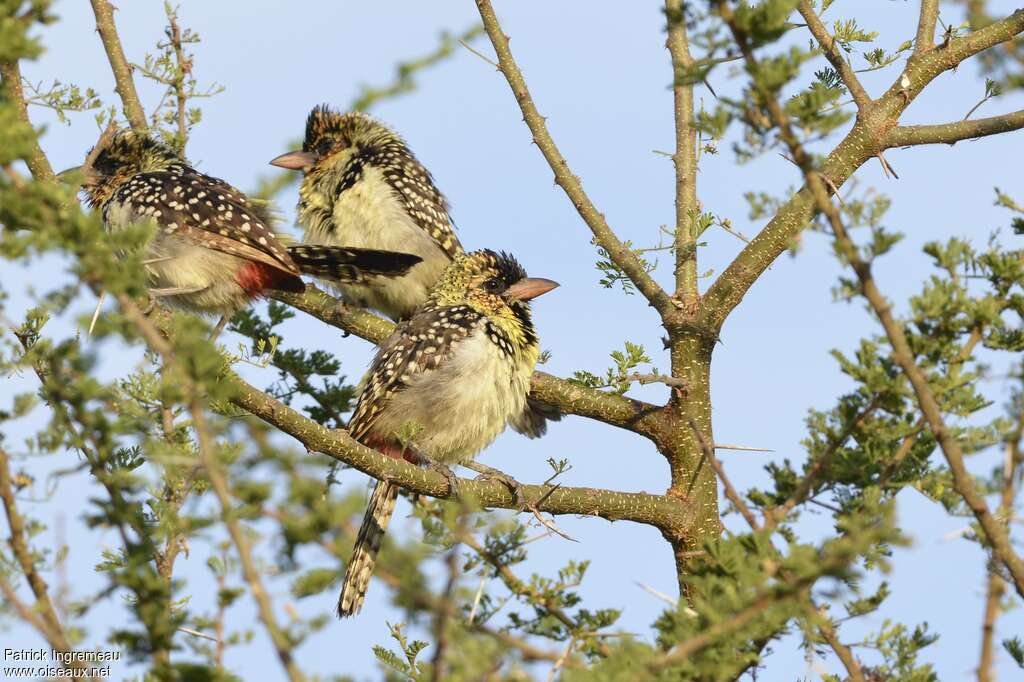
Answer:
top-left (87, 291), bottom-right (106, 338)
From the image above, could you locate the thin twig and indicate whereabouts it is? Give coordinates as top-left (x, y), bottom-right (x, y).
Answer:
top-left (0, 446), bottom-right (73, 649)
top-left (117, 295), bottom-right (306, 682)
top-left (473, 0), bottom-right (674, 318)
top-left (797, 1), bottom-right (872, 109)
top-left (89, 0), bottom-right (148, 130)
top-left (713, 443), bottom-right (773, 453)
top-left (458, 38), bottom-right (498, 68)
top-left (766, 397), bottom-right (881, 529)
top-left (177, 626), bottom-right (220, 643)
top-left (689, 418), bottom-right (760, 530)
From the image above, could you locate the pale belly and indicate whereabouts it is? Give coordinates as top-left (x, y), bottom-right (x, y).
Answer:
top-left (369, 332), bottom-right (532, 464)
top-left (304, 168), bottom-right (451, 319)
top-left (105, 201), bottom-right (249, 314)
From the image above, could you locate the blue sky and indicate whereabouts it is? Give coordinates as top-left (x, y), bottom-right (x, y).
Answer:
top-left (3, 1), bottom-right (1024, 679)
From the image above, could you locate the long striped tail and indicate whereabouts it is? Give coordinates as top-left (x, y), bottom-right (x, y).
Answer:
top-left (287, 245), bottom-right (422, 284)
top-left (338, 480), bottom-right (399, 617)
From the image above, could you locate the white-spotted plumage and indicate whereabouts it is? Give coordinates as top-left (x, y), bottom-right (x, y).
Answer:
top-left (79, 130), bottom-right (424, 316)
top-left (337, 250), bottom-right (552, 618)
top-left (290, 107), bottom-right (462, 320)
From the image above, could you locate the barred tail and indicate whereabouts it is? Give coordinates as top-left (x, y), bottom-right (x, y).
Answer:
top-left (338, 480), bottom-right (399, 618)
top-left (287, 245), bottom-right (422, 284)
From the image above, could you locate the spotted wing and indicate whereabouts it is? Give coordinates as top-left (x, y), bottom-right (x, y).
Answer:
top-left (287, 245), bottom-right (422, 283)
top-left (347, 304), bottom-right (481, 443)
top-left (345, 141), bottom-right (463, 260)
top-left (111, 166), bottom-right (298, 275)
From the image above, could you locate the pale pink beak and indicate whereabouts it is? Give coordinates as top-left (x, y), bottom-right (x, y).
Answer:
top-left (505, 277), bottom-right (559, 301)
top-left (269, 150), bottom-right (318, 170)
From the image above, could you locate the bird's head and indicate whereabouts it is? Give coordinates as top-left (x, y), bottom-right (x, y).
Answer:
top-left (269, 106), bottom-right (398, 176)
top-left (68, 130), bottom-right (181, 208)
top-left (433, 250), bottom-right (558, 342)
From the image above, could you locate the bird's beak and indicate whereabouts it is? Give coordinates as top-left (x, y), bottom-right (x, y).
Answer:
top-left (57, 165), bottom-right (99, 186)
top-left (506, 277), bottom-right (559, 301)
top-left (269, 150), bottom-right (318, 170)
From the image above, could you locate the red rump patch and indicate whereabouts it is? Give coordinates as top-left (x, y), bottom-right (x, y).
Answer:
top-left (235, 262), bottom-right (305, 298)
top-left (363, 435), bottom-right (419, 464)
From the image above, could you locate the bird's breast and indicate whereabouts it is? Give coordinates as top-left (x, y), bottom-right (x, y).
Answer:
top-left (370, 329), bottom-right (533, 463)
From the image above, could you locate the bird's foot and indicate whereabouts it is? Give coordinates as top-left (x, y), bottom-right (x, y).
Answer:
top-left (463, 461), bottom-right (526, 510)
top-left (414, 453), bottom-right (460, 499)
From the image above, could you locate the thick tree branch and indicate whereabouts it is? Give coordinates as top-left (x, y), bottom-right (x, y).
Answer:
top-left (0, 60), bottom-right (57, 182)
top-left (797, 1), bottom-right (872, 110)
top-left (89, 0), bottom-right (148, 131)
top-left (915, 0), bottom-right (941, 54)
top-left (473, 0), bottom-right (674, 319)
top-left (886, 109), bottom-right (1024, 146)
top-left (698, 7), bottom-right (1024, 334)
top-left (271, 286), bottom-right (666, 437)
top-left (226, 372), bottom-right (695, 537)
top-left (665, 0), bottom-right (700, 303)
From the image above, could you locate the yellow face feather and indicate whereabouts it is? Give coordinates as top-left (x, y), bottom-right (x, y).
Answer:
top-left (431, 250), bottom-right (538, 357)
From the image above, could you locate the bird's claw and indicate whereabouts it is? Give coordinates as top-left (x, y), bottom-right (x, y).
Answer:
top-left (426, 460), bottom-right (461, 499)
top-left (469, 464), bottom-right (527, 510)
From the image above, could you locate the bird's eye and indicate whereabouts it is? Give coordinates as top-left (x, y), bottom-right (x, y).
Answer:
top-left (483, 278), bottom-right (505, 294)
top-left (316, 139), bottom-right (334, 156)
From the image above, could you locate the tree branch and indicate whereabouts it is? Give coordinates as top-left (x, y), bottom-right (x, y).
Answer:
top-left (0, 60), bottom-right (57, 182)
top-left (271, 286), bottom-right (667, 437)
top-left (689, 419), bottom-right (759, 530)
top-left (226, 372), bottom-right (695, 536)
top-left (0, 575), bottom-right (87, 669)
top-left (665, 0), bottom-right (700, 304)
top-left (977, 567), bottom-right (1004, 682)
top-left (886, 109), bottom-right (1024, 146)
top-left (461, 532), bottom-right (611, 657)
top-left (88, 0), bottom-right (148, 131)
top-left (697, 7), bottom-right (1024, 335)
top-left (0, 446), bottom-right (72, 650)
top-left (806, 603), bottom-right (866, 682)
top-left (814, 163), bottom-right (1024, 603)
top-left (690, 421), bottom-right (867, 681)
top-left (915, 0), bottom-right (941, 54)
top-left (190, 402), bottom-right (306, 682)
top-left (797, 1), bottom-right (872, 110)
top-left (473, 0), bottom-right (674, 319)
top-left (116, 295), bottom-right (306, 682)
top-left (765, 397), bottom-right (882, 530)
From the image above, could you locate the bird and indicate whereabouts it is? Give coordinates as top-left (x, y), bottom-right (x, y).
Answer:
top-left (72, 130), bottom-right (423, 319)
top-left (338, 249), bottom-right (558, 617)
top-left (271, 106), bottom-right (561, 437)
top-left (270, 106), bottom-right (462, 322)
